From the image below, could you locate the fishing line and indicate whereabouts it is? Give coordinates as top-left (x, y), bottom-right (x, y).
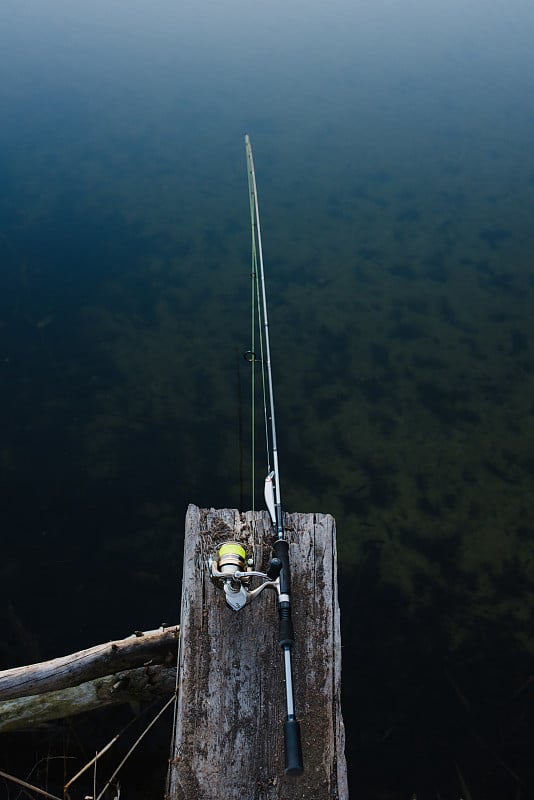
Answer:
top-left (250, 218), bottom-right (256, 524)
top-left (256, 258), bottom-right (272, 477)
top-left (247, 160), bottom-right (272, 491)
top-left (247, 176), bottom-right (272, 524)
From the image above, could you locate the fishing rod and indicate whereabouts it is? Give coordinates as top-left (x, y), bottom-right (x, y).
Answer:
top-left (245, 132), bottom-right (303, 775)
top-left (208, 135), bottom-right (303, 776)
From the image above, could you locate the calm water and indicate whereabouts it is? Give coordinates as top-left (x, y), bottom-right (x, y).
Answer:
top-left (1, 1), bottom-right (534, 796)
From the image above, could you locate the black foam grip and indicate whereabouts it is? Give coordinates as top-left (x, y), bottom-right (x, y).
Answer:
top-left (273, 539), bottom-right (291, 595)
top-left (284, 718), bottom-right (304, 776)
top-left (278, 603), bottom-right (295, 646)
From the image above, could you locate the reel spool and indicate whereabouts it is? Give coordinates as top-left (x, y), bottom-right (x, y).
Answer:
top-left (216, 542), bottom-right (247, 577)
top-left (209, 541), bottom-right (250, 610)
top-left (209, 539), bottom-right (281, 611)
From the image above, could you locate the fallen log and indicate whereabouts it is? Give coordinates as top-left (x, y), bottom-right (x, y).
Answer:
top-left (0, 626), bottom-right (179, 701)
top-left (0, 663), bottom-right (176, 733)
top-left (0, 626), bottom-right (179, 733)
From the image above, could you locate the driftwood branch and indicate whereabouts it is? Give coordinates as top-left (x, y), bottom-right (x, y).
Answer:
top-left (0, 626), bottom-right (179, 732)
top-left (0, 626), bottom-right (179, 701)
top-left (0, 664), bottom-right (176, 733)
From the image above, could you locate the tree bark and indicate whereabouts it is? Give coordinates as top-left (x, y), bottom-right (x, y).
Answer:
top-left (0, 664), bottom-right (176, 733)
top-left (0, 626), bottom-right (179, 701)
top-left (0, 626), bottom-right (179, 732)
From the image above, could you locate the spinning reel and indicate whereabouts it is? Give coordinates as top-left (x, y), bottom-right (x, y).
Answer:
top-left (209, 540), bottom-right (283, 611)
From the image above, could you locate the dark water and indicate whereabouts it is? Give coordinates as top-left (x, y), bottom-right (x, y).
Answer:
top-left (1, 1), bottom-right (534, 797)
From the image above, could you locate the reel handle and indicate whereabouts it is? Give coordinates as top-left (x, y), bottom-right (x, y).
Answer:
top-left (284, 717), bottom-right (304, 776)
top-left (266, 557), bottom-right (282, 580)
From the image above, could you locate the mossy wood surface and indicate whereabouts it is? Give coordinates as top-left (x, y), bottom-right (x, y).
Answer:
top-left (166, 505), bottom-right (347, 800)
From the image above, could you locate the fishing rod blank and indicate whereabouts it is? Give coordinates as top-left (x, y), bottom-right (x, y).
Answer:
top-left (245, 133), bottom-right (303, 776)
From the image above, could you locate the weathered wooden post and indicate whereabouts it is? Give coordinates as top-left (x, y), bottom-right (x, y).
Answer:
top-left (166, 505), bottom-right (348, 800)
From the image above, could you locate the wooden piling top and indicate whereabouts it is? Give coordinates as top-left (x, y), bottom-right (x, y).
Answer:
top-left (166, 505), bottom-right (348, 800)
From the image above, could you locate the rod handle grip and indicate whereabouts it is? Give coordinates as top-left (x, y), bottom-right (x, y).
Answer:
top-left (284, 718), bottom-right (304, 776)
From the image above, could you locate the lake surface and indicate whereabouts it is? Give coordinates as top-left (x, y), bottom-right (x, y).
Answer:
top-left (1, 1), bottom-right (534, 796)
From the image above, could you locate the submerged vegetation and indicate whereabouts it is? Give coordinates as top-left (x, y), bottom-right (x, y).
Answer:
top-left (2, 3), bottom-right (534, 786)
